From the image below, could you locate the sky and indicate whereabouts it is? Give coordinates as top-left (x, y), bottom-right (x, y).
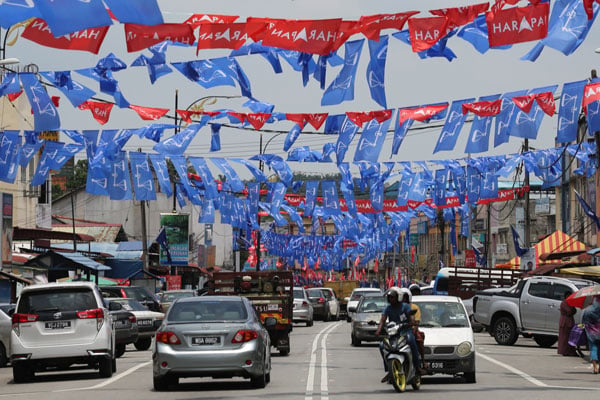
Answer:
top-left (4, 0), bottom-right (600, 177)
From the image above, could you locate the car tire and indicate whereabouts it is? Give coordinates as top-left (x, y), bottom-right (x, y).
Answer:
top-left (12, 362), bottom-right (33, 383)
top-left (153, 375), bottom-right (177, 391)
top-left (464, 371), bottom-right (476, 383)
top-left (134, 337), bottom-right (152, 351)
top-left (98, 356), bottom-right (113, 378)
top-left (307, 319), bottom-right (313, 327)
top-left (351, 334), bottom-right (361, 346)
top-left (346, 316), bottom-right (351, 323)
top-left (115, 343), bottom-right (126, 358)
top-left (533, 335), bottom-right (558, 348)
top-left (0, 342), bottom-right (7, 368)
top-left (493, 316), bottom-right (518, 346)
top-left (112, 357), bottom-right (117, 373)
top-left (251, 353), bottom-right (268, 389)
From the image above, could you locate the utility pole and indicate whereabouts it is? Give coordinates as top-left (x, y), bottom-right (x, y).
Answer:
top-left (523, 138), bottom-right (531, 248)
top-left (71, 191), bottom-right (77, 252)
top-left (592, 69), bottom-right (600, 248)
top-left (486, 203), bottom-right (492, 268)
top-left (255, 133), bottom-right (263, 271)
top-left (138, 148), bottom-right (148, 271)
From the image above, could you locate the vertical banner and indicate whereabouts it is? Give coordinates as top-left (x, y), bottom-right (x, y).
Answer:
top-left (2, 193), bottom-right (13, 269)
top-left (159, 213), bottom-right (189, 266)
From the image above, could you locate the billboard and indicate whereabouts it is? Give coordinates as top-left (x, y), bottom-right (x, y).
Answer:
top-left (159, 213), bottom-right (189, 266)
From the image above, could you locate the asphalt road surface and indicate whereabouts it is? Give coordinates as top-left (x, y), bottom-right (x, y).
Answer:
top-left (1, 320), bottom-right (599, 400)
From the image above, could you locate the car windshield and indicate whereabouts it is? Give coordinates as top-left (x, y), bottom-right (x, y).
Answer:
top-left (357, 297), bottom-right (386, 313)
top-left (160, 291), bottom-right (194, 302)
top-left (168, 301), bottom-right (248, 322)
top-left (116, 299), bottom-right (149, 312)
top-left (293, 289), bottom-right (305, 299)
top-left (416, 301), bottom-right (470, 328)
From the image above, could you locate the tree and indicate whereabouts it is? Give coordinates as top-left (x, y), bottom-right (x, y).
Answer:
top-left (67, 159), bottom-right (88, 191)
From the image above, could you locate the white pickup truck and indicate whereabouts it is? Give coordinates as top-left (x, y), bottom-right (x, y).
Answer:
top-left (473, 276), bottom-right (595, 347)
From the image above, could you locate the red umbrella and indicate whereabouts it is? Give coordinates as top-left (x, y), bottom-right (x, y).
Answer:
top-left (566, 285), bottom-right (600, 308)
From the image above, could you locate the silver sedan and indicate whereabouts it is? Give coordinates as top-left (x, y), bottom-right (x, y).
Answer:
top-left (153, 295), bottom-right (273, 390)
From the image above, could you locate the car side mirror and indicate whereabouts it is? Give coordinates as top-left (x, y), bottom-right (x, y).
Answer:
top-left (264, 316), bottom-right (277, 328)
top-left (108, 301), bottom-right (123, 311)
top-left (348, 306), bottom-right (356, 312)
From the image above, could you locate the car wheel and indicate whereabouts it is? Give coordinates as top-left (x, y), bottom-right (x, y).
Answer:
top-left (464, 371), bottom-right (476, 383)
top-left (493, 316), bottom-right (518, 346)
top-left (307, 319), bottom-right (313, 327)
top-left (12, 362), bottom-right (33, 383)
top-left (533, 335), bottom-right (558, 348)
top-left (346, 316), bottom-right (351, 323)
top-left (351, 334), bottom-right (361, 346)
top-left (98, 356), bottom-right (113, 378)
top-left (112, 357), bottom-right (117, 373)
top-left (251, 353), bottom-right (268, 388)
top-left (0, 342), bottom-right (7, 368)
top-left (115, 343), bottom-right (126, 358)
top-left (153, 375), bottom-right (177, 391)
top-left (134, 337), bottom-right (152, 351)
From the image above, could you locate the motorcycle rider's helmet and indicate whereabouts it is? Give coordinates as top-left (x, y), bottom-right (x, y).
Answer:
top-left (384, 286), bottom-right (402, 303)
top-left (398, 287), bottom-right (412, 303)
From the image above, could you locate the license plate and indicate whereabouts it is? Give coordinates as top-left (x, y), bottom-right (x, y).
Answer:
top-left (45, 321), bottom-right (71, 330)
top-left (429, 362), bottom-right (444, 369)
top-left (192, 336), bottom-right (220, 345)
top-left (138, 319), bottom-right (152, 326)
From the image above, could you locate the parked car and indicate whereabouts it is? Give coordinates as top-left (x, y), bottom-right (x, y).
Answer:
top-left (473, 276), bottom-right (595, 346)
top-left (346, 288), bottom-right (383, 322)
top-left (153, 295), bottom-right (273, 390)
top-left (293, 287), bottom-right (314, 326)
top-left (107, 302), bottom-right (139, 358)
top-left (157, 289), bottom-right (197, 313)
top-left (0, 303), bottom-right (15, 315)
top-left (413, 295), bottom-right (476, 383)
top-left (105, 298), bottom-right (164, 351)
top-left (350, 295), bottom-right (386, 346)
top-left (100, 285), bottom-right (161, 312)
top-left (10, 282), bottom-right (116, 382)
top-left (0, 305), bottom-right (12, 367)
top-left (306, 287), bottom-right (339, 321)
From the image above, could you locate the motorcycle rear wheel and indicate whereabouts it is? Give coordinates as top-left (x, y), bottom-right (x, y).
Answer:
top-left (390, 359), bottom-right (406, 392)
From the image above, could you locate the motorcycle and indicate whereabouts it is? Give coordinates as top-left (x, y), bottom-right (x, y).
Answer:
top-left (378, 320), bottom-right (422, 392)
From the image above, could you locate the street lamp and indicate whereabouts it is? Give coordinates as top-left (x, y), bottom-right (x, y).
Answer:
top-left (0, 57), bottom-right (19, 66)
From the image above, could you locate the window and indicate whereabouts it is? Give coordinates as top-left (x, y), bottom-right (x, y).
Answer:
top-left (527, 282), bottom-right (553, 299)
top-left (551, 284), bottom-right (573, 301)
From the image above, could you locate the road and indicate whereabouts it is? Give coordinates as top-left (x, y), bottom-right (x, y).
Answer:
top-left (0, 320), bottom-right (598, 399)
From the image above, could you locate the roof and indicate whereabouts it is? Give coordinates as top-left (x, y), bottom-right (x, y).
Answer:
top-left (24, 250), bottom-right (111, 272)
top-left (116, 241), bottom-right (153, 251)
top-left (52, 225), bottom-right (123, 242)
top-left (412, 295), bottom-right (462, 302)
top-left (13, 227), bottom-right (95, 242)
top-left (503, 231), bottom-right (589, 269)
top-left (0, 270), bottom-right (33, 285)
top-left (19, 281), bottom-right (98, 292)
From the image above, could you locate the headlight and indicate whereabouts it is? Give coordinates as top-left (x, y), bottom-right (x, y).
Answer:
top-left (456, 341), bottom-right (472, 356)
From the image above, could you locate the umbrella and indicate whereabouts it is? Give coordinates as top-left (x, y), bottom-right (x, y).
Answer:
top-left (566, 285), bottom-right (600, 308)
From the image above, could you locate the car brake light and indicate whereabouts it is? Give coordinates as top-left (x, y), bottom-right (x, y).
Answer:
top-left (77, 308), bottom-right (104, 331)
top-left (232, 330), bottom-right (258, 343)
top-left (317, 298), bottom-right (325, 304)
top-left (156, 331), bottom-right (181, 345)
top-left (302, 301), bottom-right (308, 307)
top-left (12, 313), bottom-right (39, 323)
top-left (128, 315), bottom-right (137, 323)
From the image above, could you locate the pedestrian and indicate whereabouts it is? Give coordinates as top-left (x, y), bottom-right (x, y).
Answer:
top-left (582, 295), bottom-right (600, 374)
top-left (557, 291), bottom-right (577, 356)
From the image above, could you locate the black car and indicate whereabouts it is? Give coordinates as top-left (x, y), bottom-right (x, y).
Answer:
top-left (107, 301), bottom-right (139, 358)
top-left (100, 286), bottom-right (160, 312)
top-left (306, 288), bottom-right (329, 321)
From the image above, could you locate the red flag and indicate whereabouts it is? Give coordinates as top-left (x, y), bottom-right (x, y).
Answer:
top-left (51, 96), bottom-right (60, 107)
top-left (21, 18), bottom-right (108, 54)
top-left (78, 100), bottom-right (113, 125)
top-left (346, 110), bottom-right (392, 126)
top-left (196, 23), bottom-right (259, 52)
top-left (462, 99), bottom-right (503, 116)
top-left (285, 113), bottom-right (307, 129)
top-left (408, 16), bottom-right (452, 52)
top-left (305, 113), bottom-right (329, 130)
top-left (176, 110), bottom-right (195, 123)
top-left (512, 94), bottom-right (536, 114)
top-left (124, 23), bottom-right (195, 52)
top-left (332, 20), bottom-right (362, 50)
top-left (513, 92), bottom-right (555, 116)
top-left (260, 18), bottom-right (343, 55)
top-left (582, 82), bottom-right (600, 112)
top-left (358, 12), bottom-right (419, 40)
top-left (430, 3), bottom-right (489, 27)
top-left (398, 104), bottom-right (449, 125)
top-left (129, 105), bottom-right (169, 120)
top-left (410, 245), bottom-right (416, 263)
top-left (228, 112), bottom-right (247, 123)
top-left (8, 91), bottom-right (23, 102)
top-left (486, 3), bottom-right (549, 47)
top-left (397, 267), bottom-right (402, 285)
top-left (246, 113), bottom-right (272, 130)
top-left (373, 259), bottom-right (379, 273)
top-left (183, 14), bottom-right (239, 26)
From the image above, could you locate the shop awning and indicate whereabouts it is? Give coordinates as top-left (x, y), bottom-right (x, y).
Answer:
top-left (557, 266), bottom-right (600, 277)
top-left (24, 250), bottom-right (111, 272)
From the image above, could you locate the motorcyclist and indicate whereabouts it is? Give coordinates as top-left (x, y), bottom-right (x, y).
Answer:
top-left (408, 284), bottom-right (426, 366)
top-left (375, 287), bottom-right (424, 383)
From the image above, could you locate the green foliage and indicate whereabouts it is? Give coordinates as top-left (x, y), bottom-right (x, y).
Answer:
top-left (67, 159), bottom-right (88, 191)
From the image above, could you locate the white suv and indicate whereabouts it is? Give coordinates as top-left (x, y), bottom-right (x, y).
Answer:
top-left (11, 282), bottom-right (115, 382)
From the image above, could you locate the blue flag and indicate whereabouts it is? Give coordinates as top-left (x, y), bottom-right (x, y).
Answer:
top-left (557, 80), bottom-right (586, 143)
top-left (148, 154), bottom-right (173, 197)
top-left (210, 124), bottom-right (221, 152)
top-left (465, 94), bottom-right (500, 154)
top-left (283, 124), bottom-right (302, 151)
top-left (354, 116), bottom-right (392, 162)
top-left (108, 152), bottom-right (132, 201)
top-left (321, 39), bottom-right (364, 106)
top-left (131, 41), bottom-right (173, 84)
top-left (34, 0), bottom-right (112, 37)
top-left (433, 98), bottom-right (474, 153)
top-left (75, 68), bottom-right (129, 108)
top-left (20, 73), bottom-right (60, 131)
top-left (511, 225), bottom-right (528, 257)
top-left (0, 73), bottom-right (20, 97)
top-left (188, 157), bottom-right (219, 200)
top-left (211, 158), bottom-right (244, 192)
top-left (509, 85), bottom-right (558, 140)
top-left (172, 57), bottom-right (251, 97)
top-left (129, 152), bottom-right (156, 201)
top-left (154, 122), bottom-right (206, 156)
top-left (575, 190), bottom-right (600, 230)
top-left (366, 36), bottom-right (388, 108)
top-left (39, 71), bottom-right (95, 108)
top-left (304, 181), bottom-right (319, 217)
top-left (335, 117), bottom-right (360, 164)
top-left (0, 131), bottom-right (20, 183)
top-left (322, 181), bottom-right (341, 216)
top-left (0, 1), bottom-right (41, 28)
top-left (494, 90), bottom-right (527, 147)
top-left (391, 116), bottom-right (414, 155)
top-left (156, 226), bottom-right (172, 264)
top-left (103, 0), bottom-right (163, 25)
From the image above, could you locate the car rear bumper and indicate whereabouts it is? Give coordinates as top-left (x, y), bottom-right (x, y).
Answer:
top-left (293, 308), bottom-right (311, 321)
top-left (153, 341), bottom-right (265, 379)
top-left (11, 332), bottom-right (112, 361)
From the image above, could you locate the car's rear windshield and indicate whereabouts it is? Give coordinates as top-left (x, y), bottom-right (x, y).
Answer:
top-left (351, 290), bottom-right (380, 300)
top-left (168, 301), bottom-right (248, 322)
top-left (160, 291), bottom-right (194, 302)
top-left (293, 289), bottom-right (305, 299)
top-left (18, 288), bottom-right (97, 313)
top-left (114, 299), bottom-right (148, 311)
top-left (415, 301), bottom-right (469, 328)
top-left (306, 289), bottom-right (323, 298)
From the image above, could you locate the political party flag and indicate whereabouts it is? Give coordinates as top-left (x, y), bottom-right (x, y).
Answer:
top-left (486, 2), bottom-right (549, 47)
top-left (129, 152), bottom-right (156, 201)
top-left (34, 0), bottom-right (112, 37)
top-left (259, 18), bottom-right (342, 55)
top-left (156, 226), bottom-right (172, 264)
top-left (557, 80), bottom-right (586, 143)
top-left (511, 225), bottom-right (528, 257)
top-left (575, 190), bottom-right (600, 230)
top-left (433, 98), bottom-right (474, 153)
top-left (366, 36), bottom-right (389, 109)
top-left (321, 39), bottom-right (364, 106)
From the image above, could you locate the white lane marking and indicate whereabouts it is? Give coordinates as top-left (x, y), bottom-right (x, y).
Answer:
top-left (477, 353), bottom-right (599, 390)
top-left (53, 361), bottom-right (152, 392)
top-left (305, 323), bottom-right (338, 400)
top-left (320, 323), bottom-right (338, 400)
